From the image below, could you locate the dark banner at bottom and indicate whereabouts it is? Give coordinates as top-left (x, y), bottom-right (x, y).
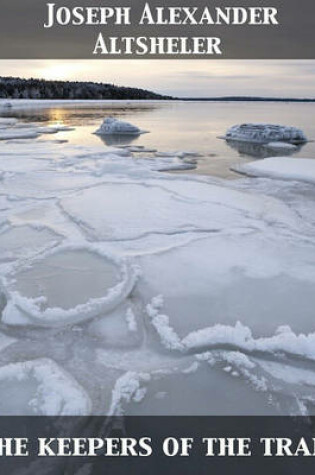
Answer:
top-left (0, 417), bottom-right (314, 474)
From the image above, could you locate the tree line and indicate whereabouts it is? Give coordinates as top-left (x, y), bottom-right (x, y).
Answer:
top-left (0, 77), bottom-right (172, 100)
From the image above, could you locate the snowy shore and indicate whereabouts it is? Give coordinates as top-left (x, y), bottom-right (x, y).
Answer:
top-left (0, 111), bottom-right (315, 416)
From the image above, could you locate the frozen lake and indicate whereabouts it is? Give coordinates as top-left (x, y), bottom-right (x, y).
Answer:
top-left (0, 100), bottom-right (315, 417)
top-left (3, 100), bottom-right (315, 178)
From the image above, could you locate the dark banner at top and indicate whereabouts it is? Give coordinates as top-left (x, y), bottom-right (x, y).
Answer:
top-left (0, 0), bottom-right (314, 59)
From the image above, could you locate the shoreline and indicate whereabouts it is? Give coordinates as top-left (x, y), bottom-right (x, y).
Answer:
top-left (2, 98), bottom-right (315, 111)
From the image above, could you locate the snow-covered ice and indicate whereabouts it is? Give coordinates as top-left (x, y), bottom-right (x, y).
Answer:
top-left (265, 141), bottom-right (297, 151)
top-left (0, 110), bottom-right (315, 416)
top-left (2, 245), bottom-right (139, 327)
top-left (0, 128), bottom-right (40, 140)
top-left (0, 358), bottom-right (91, 415)
top-left (1, 102), bottom-right (12, 109)
top-left (95, 117), bottom-right (146, 136)
top-left (224, 123), bottom-right (307, 144)
top-left (234, 157), bottom-right (315, 185)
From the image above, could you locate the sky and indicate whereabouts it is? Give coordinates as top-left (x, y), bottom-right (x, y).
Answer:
top-left (0, 60), bottom-right (314, 98)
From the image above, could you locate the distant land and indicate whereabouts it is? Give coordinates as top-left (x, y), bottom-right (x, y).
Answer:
top-left (0, 77), bottom-right (172, 100)
top-left (0, 77), bottom-right (314, 102)
top-left (181, 96), bottom-right (315, 102)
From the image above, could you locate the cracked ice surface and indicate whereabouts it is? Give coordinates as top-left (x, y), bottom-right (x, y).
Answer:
top-left (0, 358), bottom-right (91, 415)
top-left (0, 115), bottom-right (315, 416)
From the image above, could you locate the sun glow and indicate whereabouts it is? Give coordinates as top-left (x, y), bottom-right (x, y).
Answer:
top-left (1, 59), bottom-right (314, 98)
top-left (39, 63), bottom-right (84, 81)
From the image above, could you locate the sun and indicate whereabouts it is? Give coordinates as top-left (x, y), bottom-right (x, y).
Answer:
top-left (39, 62), bottom-right (83, 81)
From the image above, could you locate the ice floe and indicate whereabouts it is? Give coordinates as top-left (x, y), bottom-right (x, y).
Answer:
top-left (223, 123), bottom-right (307, 144)
top-left (1, 102), bottom-right (12, 109)
top-left (0, 224), bottom-right (62, 262)
top-left (95, 117), bottom-right (146, 136)
top-left (2, 245), bottom-right (139, 327)
top-left (0, 117), bottom-right (17, 127)
top-left (88, 302), bottom-right (142, 348)
top-left (0, 358), bottom-right (91, 415)
top-left (138, 232), bottom-right (315, 340)
top-left (234, 157), bottom-right (315, 185)
top-left (0, 128), bottom-right (40, 140)
top-left (265, 141), bottom-right (297, 151)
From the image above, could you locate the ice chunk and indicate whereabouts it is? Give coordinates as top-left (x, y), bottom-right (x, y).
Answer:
top-left (0, 358), bottom-right (91, 415)
top-left (224, 123), bottom-right (307, 144)
top-left (234, 157), bottom-right (315, 185)
top-left (94, 117), bottom-right (145, 136)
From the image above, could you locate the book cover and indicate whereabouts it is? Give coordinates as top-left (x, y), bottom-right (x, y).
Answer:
top-left (0, 1), bottom-right (314, 473)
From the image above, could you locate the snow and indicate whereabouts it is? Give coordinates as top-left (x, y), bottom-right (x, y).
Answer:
top-left (182, 323), bottom-right (315, 363)
top-left (224, 123), bottom-right (307, 144)
top-left (95, 117), bottom-right (146, 136)
top-left (234, 157), bottom-right (315, 185)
